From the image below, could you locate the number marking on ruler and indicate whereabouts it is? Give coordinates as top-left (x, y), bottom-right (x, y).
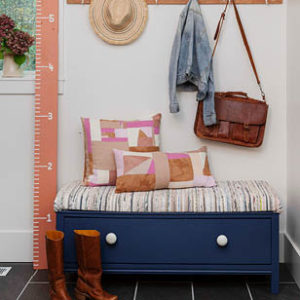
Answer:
top-left (36, 162), bottom-right (53, 170)
top-left (36, 63), bottom-right (54, 71)
top-left (37, 14), bottom-right (56, 23)
top-left (36, 113), bottom-right (53, 120)
top-left (33, 0), bottom-right (59, 269)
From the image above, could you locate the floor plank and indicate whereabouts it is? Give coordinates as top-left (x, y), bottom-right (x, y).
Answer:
top-left (249, 283), bottom-right (300, 300)
top-left (0, 263), bottom-right (35, 300)
top-left (136, 281), bottom-right (192, 300)
top-left (18, 283), bottom-right (75, 300)
top-left (31, 269), bottom-right (77, 283)
top-left (102, 276), bottom-right (137, 300)
top-left (0, 263), bottom-right (299, 300)
top-left (193, 279), bottom-right (250, 300)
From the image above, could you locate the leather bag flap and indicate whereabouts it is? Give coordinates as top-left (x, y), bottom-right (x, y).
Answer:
top-left (215, 96), bottom-right (268, 126)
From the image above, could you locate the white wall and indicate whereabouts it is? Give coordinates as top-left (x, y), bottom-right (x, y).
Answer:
top-left (0, 93), bottom-right (34, 261)
top-left (0, 2), bottom-right (287, 261)
top-left (286, 0), bottom-right (300, 287)
top-left (60, 4), bottom-right (287, 225)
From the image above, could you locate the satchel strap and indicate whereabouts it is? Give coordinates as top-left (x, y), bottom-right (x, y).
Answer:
top-left (212, 0), bottom-right (266, 102)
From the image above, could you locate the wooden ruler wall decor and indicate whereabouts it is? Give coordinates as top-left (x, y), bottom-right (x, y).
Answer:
top-left (33, 0), bottom-right (59, 269)
top-left (67, 0), bottom-right (282, 4)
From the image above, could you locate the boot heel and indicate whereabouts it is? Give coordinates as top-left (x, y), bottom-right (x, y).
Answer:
top-left (74, 288), bottom-right (88, 300)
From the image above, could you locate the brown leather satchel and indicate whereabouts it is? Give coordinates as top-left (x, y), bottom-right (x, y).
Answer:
top-left (194, 0), bottom-right (268, 148)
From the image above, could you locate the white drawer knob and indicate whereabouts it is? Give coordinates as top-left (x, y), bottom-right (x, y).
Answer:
top-left (105, 233), bottom-right (117, 245)
top-left (216, 235), bottom-right (228, 247)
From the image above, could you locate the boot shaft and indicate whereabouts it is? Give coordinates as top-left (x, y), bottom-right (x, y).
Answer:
top-left (74, 230), bottom-right (102, 271)
top-left (74, 230), bottom-right (118, 300)
top-left (46, 231), bottom-right (65, 276)
top-left (45, 230), bottom-right (72, 300)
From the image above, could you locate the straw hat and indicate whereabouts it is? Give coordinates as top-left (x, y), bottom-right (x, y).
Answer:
top-left (89, 0), bottom-right (148, 45)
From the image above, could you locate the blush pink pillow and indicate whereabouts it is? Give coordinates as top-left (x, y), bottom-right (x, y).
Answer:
top-left (113, 146), bottom-right (216, 193)
top-left (82, 114), bottom-right (161, 186)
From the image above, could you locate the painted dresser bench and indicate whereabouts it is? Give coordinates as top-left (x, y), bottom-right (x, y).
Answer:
top-left (55, 181), bottom-right (282, 294)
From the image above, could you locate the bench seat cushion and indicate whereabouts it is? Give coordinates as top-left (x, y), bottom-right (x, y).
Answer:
top-left (54, 180), bottom-right (282, 213)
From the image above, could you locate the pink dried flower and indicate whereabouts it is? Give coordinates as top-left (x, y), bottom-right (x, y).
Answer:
top-left (0, 14), bottom-right (15, 39)
top-left (6, 30), bottom-right (35, 56)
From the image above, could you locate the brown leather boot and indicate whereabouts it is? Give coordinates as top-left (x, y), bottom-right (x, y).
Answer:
top-left (74, 230), bottom-right (118, 300)
top-left (46, 231), bottom-right (72, 300)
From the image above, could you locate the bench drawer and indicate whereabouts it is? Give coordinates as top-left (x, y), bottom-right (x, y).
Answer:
top-left (63, 215), bottom-right (271, 265)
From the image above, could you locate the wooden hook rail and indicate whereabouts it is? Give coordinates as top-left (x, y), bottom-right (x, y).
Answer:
top-left (67, 0), bottom-right (282, 4)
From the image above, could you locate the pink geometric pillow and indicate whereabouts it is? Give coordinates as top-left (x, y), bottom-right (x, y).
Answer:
top-left (82, 114), bottom-right (161, 186)
top-left (113, 146), bottom-right (216, 193)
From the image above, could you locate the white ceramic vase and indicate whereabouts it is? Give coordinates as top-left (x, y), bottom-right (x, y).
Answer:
top-left (2, 53), bottom-right (23, 77)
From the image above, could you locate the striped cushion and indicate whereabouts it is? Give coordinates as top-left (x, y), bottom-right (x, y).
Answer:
top-left (54, 180), bottom-right (282, 213)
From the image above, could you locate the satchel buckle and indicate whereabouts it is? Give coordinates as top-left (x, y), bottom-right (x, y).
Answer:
top-left (243, 124), bottom-right (250, 143)
top-left (243, 123), bottom-right (250, 130)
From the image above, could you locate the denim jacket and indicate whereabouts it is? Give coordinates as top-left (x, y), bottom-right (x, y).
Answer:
top-left (169, 0), bottom-right (216, 126)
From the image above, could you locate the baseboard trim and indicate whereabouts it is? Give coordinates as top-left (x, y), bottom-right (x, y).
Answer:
top-left (284, 232), bottom-right (300, 288)
top-left (0, 230), bottom-right (33, 262)
top-left (285, 232), bottom-right (300, 256)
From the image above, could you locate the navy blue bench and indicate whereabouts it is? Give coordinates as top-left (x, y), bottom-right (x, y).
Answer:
top-left (57, 211), bottom-right (279, 294)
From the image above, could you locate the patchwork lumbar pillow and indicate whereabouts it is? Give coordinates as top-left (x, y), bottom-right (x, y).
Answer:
top-left (82, 114), bottom-right (161, 186)
top-left (113, 146), bottom-right (216, 193)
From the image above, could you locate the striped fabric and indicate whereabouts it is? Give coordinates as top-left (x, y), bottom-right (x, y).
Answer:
top-left (54, 180), bottom-right (282, 213)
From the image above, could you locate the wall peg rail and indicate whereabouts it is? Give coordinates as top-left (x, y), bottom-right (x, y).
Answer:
top-left (67, 0), bottom-right (282, 5)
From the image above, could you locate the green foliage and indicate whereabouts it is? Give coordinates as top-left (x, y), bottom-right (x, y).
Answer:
top-left (0, 0), bottom-right (36, 71)
top-left (14, 54), bottom-right (26, 66)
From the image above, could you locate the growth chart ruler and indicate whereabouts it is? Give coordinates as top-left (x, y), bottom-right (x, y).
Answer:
top-left (33, 0), bottom-right (59, 269)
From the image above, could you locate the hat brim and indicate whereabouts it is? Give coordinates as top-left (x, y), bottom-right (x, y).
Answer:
top-left (89, 0), bottom-right (148, 45)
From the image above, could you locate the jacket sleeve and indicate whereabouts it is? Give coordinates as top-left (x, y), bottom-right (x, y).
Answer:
top-left (193, 2), bottom-right (217, 126)
top-left (203, 68), bottom-right (217, 126)
top-left (169, 19), bottom-right (183, 113)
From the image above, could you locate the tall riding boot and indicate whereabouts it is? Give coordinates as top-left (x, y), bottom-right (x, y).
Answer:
top-left (46, 231), bottom-right (72, 300)
top-left (74, 230), bottom-right (118, 300)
